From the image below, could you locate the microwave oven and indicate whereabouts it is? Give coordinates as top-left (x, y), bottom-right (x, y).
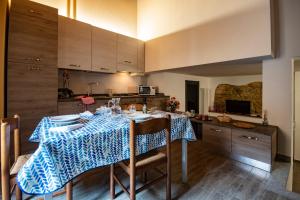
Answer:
top-left (138, 86), bottom-right (156, 95)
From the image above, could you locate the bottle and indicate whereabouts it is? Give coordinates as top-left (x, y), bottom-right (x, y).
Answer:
top-left (143, 104), bottom-right (147, 114)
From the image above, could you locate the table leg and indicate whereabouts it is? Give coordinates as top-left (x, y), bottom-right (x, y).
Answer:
top-left (44, 193), bottom-right (53, 200)
top-left (182, 139), bottom-right (188, 183)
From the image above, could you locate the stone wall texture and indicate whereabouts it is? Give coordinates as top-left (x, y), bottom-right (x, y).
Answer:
top-left (214, 82), bottom-right (262, 115)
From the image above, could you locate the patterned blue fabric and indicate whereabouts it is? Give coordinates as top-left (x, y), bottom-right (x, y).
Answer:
top-left (17, 112), bottom-right (196, 195)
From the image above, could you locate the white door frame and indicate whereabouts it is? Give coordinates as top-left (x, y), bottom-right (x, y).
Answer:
top-left (292, 57), bottom-right (300, 161)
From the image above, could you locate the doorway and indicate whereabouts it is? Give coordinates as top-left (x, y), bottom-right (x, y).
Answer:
top-left (185, 80), bottom-right (199, 113)
top-left (291, 58), bottom-right (300, 193)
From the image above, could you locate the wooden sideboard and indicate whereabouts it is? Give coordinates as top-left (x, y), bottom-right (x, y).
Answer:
top-left (191, 118), bottom-right (277, 172)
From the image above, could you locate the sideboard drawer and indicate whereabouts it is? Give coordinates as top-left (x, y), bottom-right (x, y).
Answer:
top-left (232, 129), bottom-right (271, 164)
top-left (203, 124), bottom-right (231, 153)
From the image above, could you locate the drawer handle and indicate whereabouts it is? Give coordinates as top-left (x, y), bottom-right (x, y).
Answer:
top-left (95, 67), bottom-right (109, 70)
top-left (28, 9), bottom-right (42, 16)
top-left (69, 64), bottom-right (81, 68)
top-left (240, 135), bottom-right (259, 141)
top-left (210, 128), bottom-right (222, 133)
top-left (28, 65), bottom-right (41, 71)
top-left (35, 57), bottom-right (41, 62)
top-left (124, 60), bottom-right (132, 64)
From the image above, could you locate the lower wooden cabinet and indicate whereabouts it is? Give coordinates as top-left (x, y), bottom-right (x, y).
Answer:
top-left (200, 120), bottom-right (277, 172)
top-left (232, 129), bottom-right (271, 164)
top-left (203, 124), bottom-right (231, 153)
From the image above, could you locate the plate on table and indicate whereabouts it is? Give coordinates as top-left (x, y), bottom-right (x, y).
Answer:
top-left (50, 114), bottom-right (80, 122)
top-left (127, 113), bottom-right (152, 121)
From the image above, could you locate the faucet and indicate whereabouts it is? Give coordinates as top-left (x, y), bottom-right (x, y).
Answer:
top-left (87, 82), bottom-right (100, 96)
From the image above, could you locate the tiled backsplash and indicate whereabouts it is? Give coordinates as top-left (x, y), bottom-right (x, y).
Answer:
top-left (58, 70), bottom-right (146, 94)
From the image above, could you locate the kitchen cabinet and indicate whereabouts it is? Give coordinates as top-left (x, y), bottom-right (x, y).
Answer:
top-left (193, 118), bottom-right (277, 171)
top-left (91, 27), bottom-right (117, 73)
top-left (8, 0), bottom-right (58, 66)
top-left (203, 124), bottom-right (232, 154)
top-left (7, 0), bottom-right (58, 153)
top-left (117, 34), bottom-right (138, 72)
top-left (231, 129), bottom-right (272, 164)
top-left (137, 40), bottom-right (145, 73)
top-left (58, 16), bottom-right (92, 71)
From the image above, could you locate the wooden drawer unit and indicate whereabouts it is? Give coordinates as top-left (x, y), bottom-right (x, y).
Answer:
top-left (203, 124), bottom-right (231, 153)
top-left (232, 129), bottom-right (272, 165)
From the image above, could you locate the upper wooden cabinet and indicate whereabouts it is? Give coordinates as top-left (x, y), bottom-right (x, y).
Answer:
top-left (137, 40), bottom-right (145, 73)
top-left (58, 16), bottom-right (92, 71)
top-left (58, 16), bottom-right (145, 73)
top-left (8, 0), bottom-right (58, 66)
top-left (117, 35), bottom-right (138, 72)
top-left (91, 27), bottom-right (117, 73)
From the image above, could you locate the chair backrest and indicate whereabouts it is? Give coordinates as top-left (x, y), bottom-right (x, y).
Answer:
top-left (129, 114), bottom-right (171, 169)
top-left (1, 115), bottom-right (21, 172)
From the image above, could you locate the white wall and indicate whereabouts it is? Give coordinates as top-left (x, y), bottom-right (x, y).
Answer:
top-left (263, 0), bottom-right (300, 156)
top-left (295, 71), bottom-right (300, 161)
top-left (58, 70), bottom-right (144, 94)
top-left (146, 72), bottom-right (209, 112)
top-left (31, 0), bottom-right (137, 38)
top-left (137, 0), bottom-right (270, 41)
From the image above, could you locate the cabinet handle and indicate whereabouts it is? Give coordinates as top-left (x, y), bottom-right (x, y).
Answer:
top-left (124, 60), bottom-right (132, 64)
top-left (28, 65), bottom-right (41, 71)
top-left (240, 135), bottom-right (259, 141)
top-left (35, 57), bottom-right (41, 62)
top-left (28, 9), bottom-right (42, 16)
top-left (210, 128), bottom-right (222, 133)
top-left (69, 64), bottom-right (81, 68)
top-left (95, 67), bottom-right (109, 70)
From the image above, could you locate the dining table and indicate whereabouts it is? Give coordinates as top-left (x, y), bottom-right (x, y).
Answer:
top-left (17, 110), bottom-right (196, 199)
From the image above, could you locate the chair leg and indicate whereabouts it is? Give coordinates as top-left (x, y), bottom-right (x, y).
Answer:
top-left (130, 174), bottom-right (136, 200)
top-left (110, 164), bottom-right (115, 199)
top-left (16, 185), bottom-right (22, 200)
top-left (66, 182), bottom-right (72, 200)
top-left (166, 161), bottom-right (171, 200)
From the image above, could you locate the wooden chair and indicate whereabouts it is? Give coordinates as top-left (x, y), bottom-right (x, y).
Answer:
top-left (1, 114), bottom-right (31, 200)
top-left (1, 115), bottom-right (73, 200)
top-left (110, 115), bottom-right (171, 200)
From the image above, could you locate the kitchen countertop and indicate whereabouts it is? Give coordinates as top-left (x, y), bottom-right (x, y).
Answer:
top-left (191, 117), bottom-right (277, 136)
top-left (58, 93), bottom-right (170, 102)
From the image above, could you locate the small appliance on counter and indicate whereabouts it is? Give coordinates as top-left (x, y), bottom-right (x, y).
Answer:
top-left (58, 88), bottom-right (74, 99)
top-left (138, 85), bottom-right (156, 95)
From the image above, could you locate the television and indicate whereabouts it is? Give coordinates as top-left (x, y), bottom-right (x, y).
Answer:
top-left (225, 100), bottom-right (251, 115)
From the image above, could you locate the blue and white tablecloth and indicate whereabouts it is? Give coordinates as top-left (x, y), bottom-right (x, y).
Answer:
top-left (17, 112), bottom-right (196, 195)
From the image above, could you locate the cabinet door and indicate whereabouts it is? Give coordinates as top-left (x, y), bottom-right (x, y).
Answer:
top-left (7, 62), bottom-right (58, 131)
top-left (58, 16), bottom-right (91, 71)
top-left (8, 0), bottom-right (58, 66)
top-left (117, 35), bottom-right (138, 72)
top-left (203, 124), bottom-right (232, 153)
top-left (91, 27), bottom-right (117, 73)
top-left (232, 129), bottom-right (271, 164)
top-left (137, 40), bottom-right (145, 73)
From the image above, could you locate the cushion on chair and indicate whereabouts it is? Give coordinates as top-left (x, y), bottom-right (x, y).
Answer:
top-left (10, 154), bottom-right (32, 176)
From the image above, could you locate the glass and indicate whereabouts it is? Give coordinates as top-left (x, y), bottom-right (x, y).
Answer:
top-left (129, 104), bottom-right (136, 113)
